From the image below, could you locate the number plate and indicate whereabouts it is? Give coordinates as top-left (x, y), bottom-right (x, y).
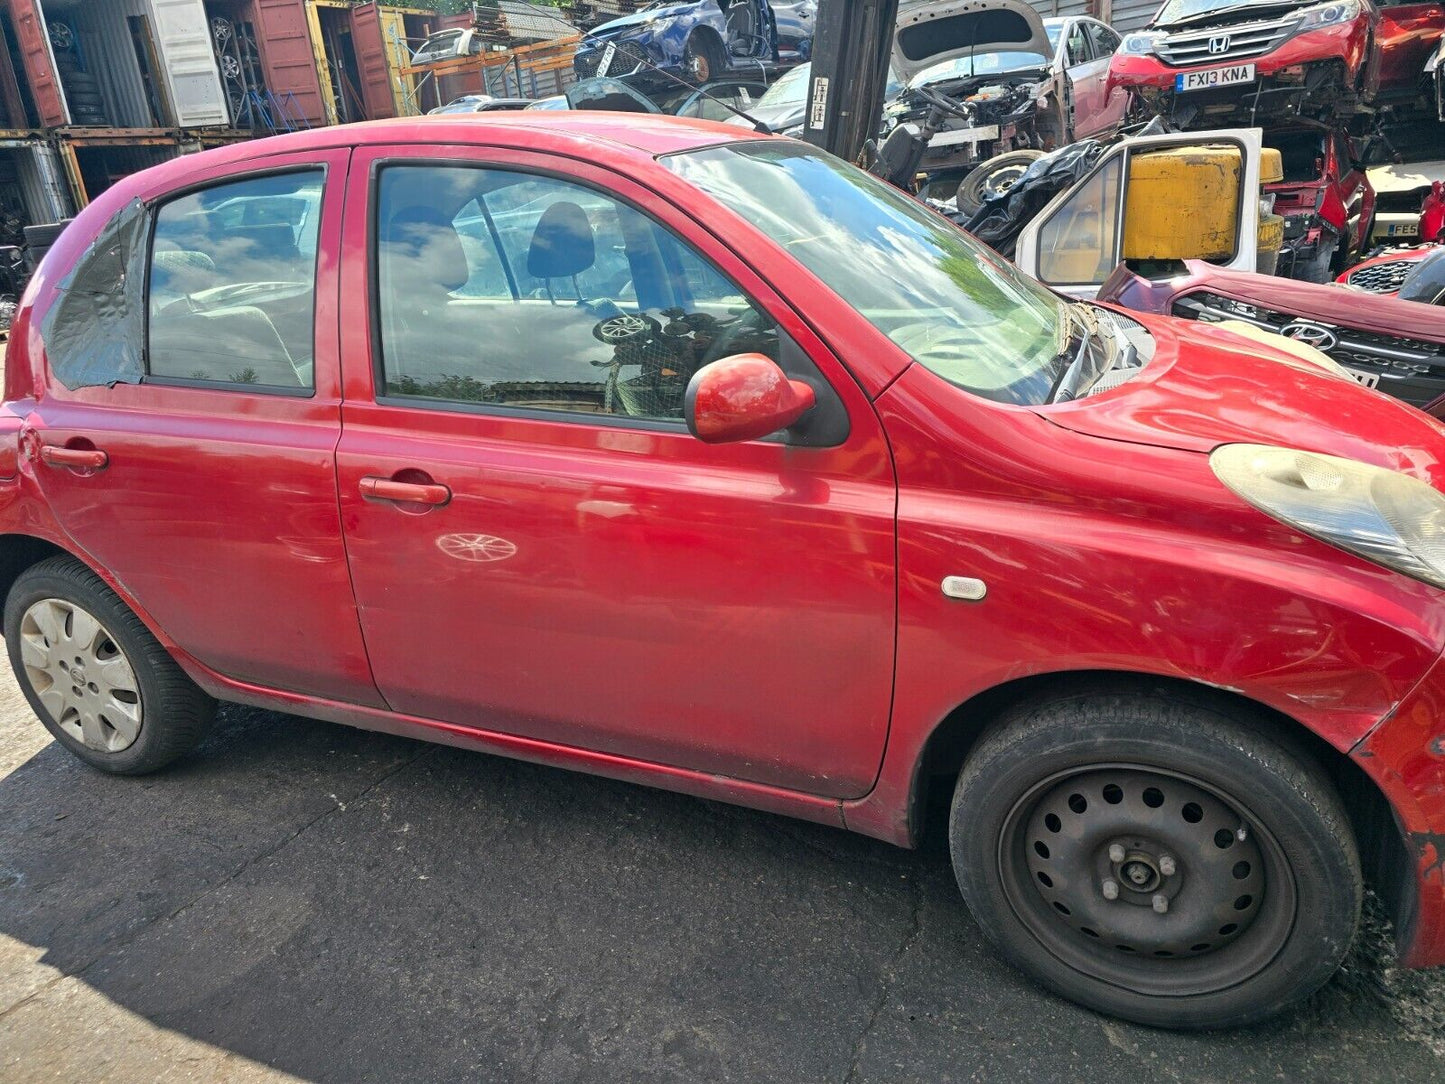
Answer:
top-left (1389, 223), bottom-right (1419, 237)
top-left (1175, 63), bottom-right (1256, 92)
top-left (596, 41), bottom-right (617, 77)
top-left (1342, 365), bottom-right (1380, 389)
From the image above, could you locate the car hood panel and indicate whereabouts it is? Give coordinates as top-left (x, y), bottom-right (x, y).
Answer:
top-left (892, 0), bottom-right (1051, 84)
top-left (587, 5), bottom-right (694, 35)
top-left (1040, 311), bottom-right (1445, 486)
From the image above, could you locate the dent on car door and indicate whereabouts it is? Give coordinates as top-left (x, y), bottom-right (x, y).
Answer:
top-left (28, 149), bottom-right (382, 704)
top-left (332, 144), bottom-right (898, 798)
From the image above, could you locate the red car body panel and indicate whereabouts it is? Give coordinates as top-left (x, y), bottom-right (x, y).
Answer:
top-left (1371, 1), bottom-right (1445, 100)
top-left (4, 115), bottom-right (1445, 969)
top-left (1336, 244), bottom-right (1434, 292)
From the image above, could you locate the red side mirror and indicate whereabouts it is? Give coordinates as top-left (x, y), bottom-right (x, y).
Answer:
top-left (685, 353), bottom-right (817, 444)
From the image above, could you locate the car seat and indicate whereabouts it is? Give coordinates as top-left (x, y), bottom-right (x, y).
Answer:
top-left (379, 205), bottom-right (475, 383)
top-left (526, 201), bottom-right (595, 301)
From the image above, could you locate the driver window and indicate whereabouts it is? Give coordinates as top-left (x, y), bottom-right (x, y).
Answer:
top-left (147, 170), bottom-right (323, 389)
top-left (1037, 154), bottom-right (1121, 285)
top-left (374, 164), bottom-right (784, 422)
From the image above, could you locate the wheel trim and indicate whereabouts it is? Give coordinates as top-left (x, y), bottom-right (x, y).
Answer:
top-left (19, 598), bottom-right (143, 753)
top-left (997, 762), bottom-right (1297, 999)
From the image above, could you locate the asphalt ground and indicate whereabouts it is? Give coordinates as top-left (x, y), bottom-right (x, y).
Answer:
top-left (0, 666), bottom-right (1443, 1083)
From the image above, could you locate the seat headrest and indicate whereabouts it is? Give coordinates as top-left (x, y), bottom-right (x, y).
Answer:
top-left (527, 201), bottom-right (595, 280)
top-left (384, 205), bottom-right (470, 292)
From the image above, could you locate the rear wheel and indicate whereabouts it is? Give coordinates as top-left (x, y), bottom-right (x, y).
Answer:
top-left (949, 690), bottom-right (1361, 1028)
top-left (5, 556), bottom-right (215, 774)
top-left (955, 150), bottom-right (1044, 217)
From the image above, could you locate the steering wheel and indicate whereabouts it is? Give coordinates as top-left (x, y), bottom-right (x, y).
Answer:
top-left (911, 84), bottom-right (974, 121)
top-left (593, 312), bottom-right (661, 345)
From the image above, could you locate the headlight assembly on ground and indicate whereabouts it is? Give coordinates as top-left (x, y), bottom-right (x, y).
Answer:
top-left (1211, 444), bottom-right (1445, 589)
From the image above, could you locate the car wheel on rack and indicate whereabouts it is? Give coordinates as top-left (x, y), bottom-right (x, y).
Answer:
top-left (5, 555), bottom-right (216, 775)
top-left (949, 688), bottom-right (1361, 1029)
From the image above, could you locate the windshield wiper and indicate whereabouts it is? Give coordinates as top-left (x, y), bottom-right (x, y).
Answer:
top-left (1159, 0), bottom-right (1300, 26)
top-left (1047, 304), bottom-right (1124, 403)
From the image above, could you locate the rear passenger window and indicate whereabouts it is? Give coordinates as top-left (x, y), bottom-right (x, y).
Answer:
top-left (374, 165), bottom-right (790, 423)
top-left (147, 171), bottom-right (324, 390)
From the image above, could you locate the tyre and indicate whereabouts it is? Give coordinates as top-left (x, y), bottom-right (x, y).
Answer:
top-left (955, 150), bottom-right (1045, 217)
top-left (684, 33), bottom-right (725, 83)
top-left (4, 555), bottom-right (215, 774)
top-left (1292, 239), bottom-right (1337, 283)
top-left (949, 689), bottom-right (1361, 1029)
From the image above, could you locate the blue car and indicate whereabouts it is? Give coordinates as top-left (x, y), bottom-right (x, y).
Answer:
top-left (573, 0), bottom-right (814, 87)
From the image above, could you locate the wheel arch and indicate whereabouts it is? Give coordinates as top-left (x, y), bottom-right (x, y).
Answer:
top-left (0, 533), bottom-right (71, 607)
top-left (908, 669), bottom-right (1410, 939)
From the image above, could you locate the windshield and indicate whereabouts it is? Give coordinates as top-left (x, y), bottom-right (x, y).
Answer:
top-left (1154, 0), bottom-right (1294, 24)
top-left (911, 50), bottom-right (1050, 87)
top-left (758, 63), bottom-right (811, 107)
top-left (663, 142), bottom-right (1065, 405)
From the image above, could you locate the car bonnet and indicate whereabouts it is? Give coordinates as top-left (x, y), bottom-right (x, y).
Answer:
top-left (892, 0), bottom-right (1052, 85)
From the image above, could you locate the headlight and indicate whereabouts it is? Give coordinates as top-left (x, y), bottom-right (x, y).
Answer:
top-left (1297, 0), bottom-right (1361, 29)
top-left (1119, 32), bottom-right (1162, 55)
top-left (1211, 444), bottom-right (1445, 590)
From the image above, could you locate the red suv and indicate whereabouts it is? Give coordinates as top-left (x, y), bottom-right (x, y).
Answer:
top-left (4, 115), bottom-right (1445, 1029)
top-left (1108, 0), bottom-right (1444, 124)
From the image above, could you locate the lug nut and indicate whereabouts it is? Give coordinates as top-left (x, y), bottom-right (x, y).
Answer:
top-left (1152, 893), bottom-right (1169, 914)
top-left (1158, 855), bottom-right (1176, 876)
top-left (1108, 843), bottom-right (1126, 864)
top-left (1102, 879), bottom-right (1120, 900)
top-left (1236, 825), bottom-right (1249, 842)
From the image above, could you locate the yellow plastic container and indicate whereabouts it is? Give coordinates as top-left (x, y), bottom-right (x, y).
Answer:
top-left (1122, 145), bottom-right (1243, 262)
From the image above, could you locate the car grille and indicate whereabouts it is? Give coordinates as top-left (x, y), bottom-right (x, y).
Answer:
top-left (1170, 291), bottom-right (1445, 407)
top-left (1345, 259), bottom-right (1417, 293)
top-left (1155, 16), bottom-right (1299, 67)
top-left (574, 38), bottom-right (648, 77)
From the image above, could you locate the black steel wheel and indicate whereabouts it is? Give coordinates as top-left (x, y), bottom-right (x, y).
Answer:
top-left (955, 150), bottom-right (1044, 217)
top-left (950, 688), bottom-right (1361, 1029)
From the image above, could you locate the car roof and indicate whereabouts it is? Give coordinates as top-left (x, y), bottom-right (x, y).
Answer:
top-left (148, 113), bottom-right (758, 179)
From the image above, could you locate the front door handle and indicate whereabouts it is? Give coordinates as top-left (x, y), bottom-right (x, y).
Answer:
top-left (40, 445), bottom-right (108, 470)
top-left (360, 476), bottom-right (451, 507)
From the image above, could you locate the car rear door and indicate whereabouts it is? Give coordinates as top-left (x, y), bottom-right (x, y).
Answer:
top-left (1083, 22), bottom-right (1128, 134)
top-left (26, 147), bottom-right (383, 706)
top-left (333, 142), bottom-right (898, 799)
top-left (1061, 20), bottom-right (1107, 137)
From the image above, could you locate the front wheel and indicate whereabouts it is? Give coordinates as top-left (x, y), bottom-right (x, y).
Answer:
top-left (950, 690), bottom-right (1361, 1029)
top-left (684, 33), bottom-right (725, 83)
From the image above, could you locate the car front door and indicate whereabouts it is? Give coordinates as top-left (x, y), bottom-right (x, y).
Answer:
top-left (1083, 22), bottom-right (1128, 134)
top-left (25, 148), bottom-right (383, 706)
top-left (333, 144), bottom-right (898, 799)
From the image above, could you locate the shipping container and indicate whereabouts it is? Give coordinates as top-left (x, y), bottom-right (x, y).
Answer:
top-left (0, 138), bottom-right (72, 231)
top-left (4, 0), bottom-right (229, 129)
top-left (58, 138), bottom-right (175, 205)
top-left (350, 3), bottom-right (437, 118)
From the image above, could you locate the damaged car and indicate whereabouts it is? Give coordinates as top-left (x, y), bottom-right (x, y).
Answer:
top-left (573, 0), bottom-right (814, 87)
top-left (1108, 0), bottom-right (1444, 127)
top-left (1100, 258), bottom-right (1445, 403)
top-left (1263, 124), bottom-right (1374, 280)
top-left (883, 0), bottom-right (1129, 201)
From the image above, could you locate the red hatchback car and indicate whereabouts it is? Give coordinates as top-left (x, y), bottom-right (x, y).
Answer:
top-left (3, 114), bottom-right (1445, 1029)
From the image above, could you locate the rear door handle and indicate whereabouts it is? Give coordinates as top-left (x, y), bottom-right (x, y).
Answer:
top-left (40, 445), bottom-right (108, 470)
top-left (359, 476), bottom-right (451, 506)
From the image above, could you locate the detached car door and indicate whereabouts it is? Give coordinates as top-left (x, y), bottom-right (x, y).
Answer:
top-left (26, 148), bottom-right (382, 705)
top-left (333, 144), bottom-right (897, 798)
top-left (1016, 127), bottom-right (1264, 299)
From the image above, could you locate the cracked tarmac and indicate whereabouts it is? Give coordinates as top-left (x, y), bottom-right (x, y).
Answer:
top-left (1, 670), bottom-right (1443, 1083)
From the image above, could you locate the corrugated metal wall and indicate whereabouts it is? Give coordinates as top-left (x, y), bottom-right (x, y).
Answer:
top-left (53, 0), bottom-right (162, 127)
top-left (1109, 0), bottom-right (1161, 32)
top-left (12, 141), bottom-right (70, 219)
